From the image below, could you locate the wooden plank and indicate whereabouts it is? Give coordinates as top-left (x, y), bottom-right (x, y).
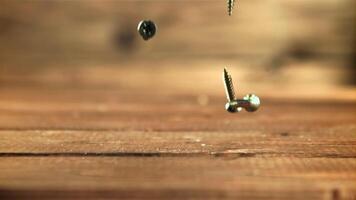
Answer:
top-left (0, 87), bottom-right (355, 131)
top-left (0, 90), bottom-right (355, 198)
top-left (0, 98), bottom-right (355, 199)
top-left (0, 157), bottom-right (355, 199)
top-left (0, 88), bottom-right (354, 199)
top-left (0, 130), bottom-right (355, 158)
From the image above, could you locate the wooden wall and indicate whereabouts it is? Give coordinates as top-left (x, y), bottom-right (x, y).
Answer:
top-left (0, 0), bottom-right (354, 64)
top-left (0, 0), bottom-right (355, 98)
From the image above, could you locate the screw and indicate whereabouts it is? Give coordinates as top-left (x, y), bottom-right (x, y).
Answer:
top-left (222, 68), bottom-right (260, 113)
top-left (227, 0), bottom-right (235, 16)
top-left (137, 20), bottom-right (157, 41)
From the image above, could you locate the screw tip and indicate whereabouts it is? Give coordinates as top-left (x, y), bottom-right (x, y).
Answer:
top-left (223, 67), bottom-right (229, 75)
top-left (223, 67), bottom-right (228, 79)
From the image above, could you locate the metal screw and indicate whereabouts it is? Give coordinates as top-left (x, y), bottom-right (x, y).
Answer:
top-left (223, 68), bottom-right (260, 113)
top-left (137, 20), bottom-right (157, 41)
top-left (227, 0), bottom-right (235, 16)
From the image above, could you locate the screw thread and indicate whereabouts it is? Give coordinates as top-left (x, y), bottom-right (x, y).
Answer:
top-left (227, 0), bottom-right (235, 16)
top-left (223, 68), bottom-right (236, 102)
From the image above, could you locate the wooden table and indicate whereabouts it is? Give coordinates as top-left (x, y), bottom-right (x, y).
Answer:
top-left (0, 67), bottom-right (355, 200)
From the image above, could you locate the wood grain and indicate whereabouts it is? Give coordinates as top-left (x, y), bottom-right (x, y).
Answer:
top-left (0, 128), bottom-right (355, 157)
top-left (0, 1), bottom-right (355, 197)
top-left (0, 83), bottom-right (355, 199)
top-left (0, 157), bottom-right (355, 199)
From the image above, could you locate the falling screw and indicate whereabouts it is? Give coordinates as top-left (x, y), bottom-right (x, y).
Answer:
top-left (137, 20), bottom-right (157, 41)
top-left (223, 68), bottom-right (260, 113)
top-left (227, 0), bottom-right (235, 16)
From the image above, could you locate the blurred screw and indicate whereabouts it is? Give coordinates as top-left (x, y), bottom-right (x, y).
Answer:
top-left (223, 68), bottom-right (260, 113)
top-left (227, 0), bottom-right (235, 16)
top-left (137, 20), bottom-right (157, 41)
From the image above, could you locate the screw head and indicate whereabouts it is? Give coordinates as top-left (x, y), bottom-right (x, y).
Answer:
top-left (243, 94), bottom-right (260, 112)
top-left (137, 20), bottom-right (157, 41)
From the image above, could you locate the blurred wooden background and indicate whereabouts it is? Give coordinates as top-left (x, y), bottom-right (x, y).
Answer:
top-left (0, 0), bottom-right (355, 62)
top-left (0, 0), bottom-right (355, 100)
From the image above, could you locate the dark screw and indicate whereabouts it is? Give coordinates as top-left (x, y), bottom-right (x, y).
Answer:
top-left (137, 20), bottom-right (157, 41)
